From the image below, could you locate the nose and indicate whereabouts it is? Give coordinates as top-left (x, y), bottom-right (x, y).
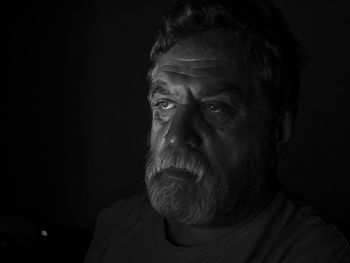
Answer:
top-left (164, 108), bottom-right (200, 149)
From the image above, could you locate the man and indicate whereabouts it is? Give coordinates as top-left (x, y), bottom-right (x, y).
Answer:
top-left (85, 0), bottom-right (350, 262)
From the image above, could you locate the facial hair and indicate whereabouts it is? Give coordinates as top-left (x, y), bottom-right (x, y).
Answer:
top-left (145, 140), bottom-right (273, 228)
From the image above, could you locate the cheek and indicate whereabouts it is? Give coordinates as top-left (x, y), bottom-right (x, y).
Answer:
top-left (206, 124), bottom-right (254, 169)
top-left (150, 119), bottom-right (169, 153)
top-left (225, 136), bottom-right (251, 164)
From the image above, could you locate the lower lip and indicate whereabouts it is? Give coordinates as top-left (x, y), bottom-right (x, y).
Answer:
top-left (163, 168), bottom-right (196, 181)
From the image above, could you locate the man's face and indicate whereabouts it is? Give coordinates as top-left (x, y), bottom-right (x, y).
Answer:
top-left (145, 31), bottom-right (276, 227)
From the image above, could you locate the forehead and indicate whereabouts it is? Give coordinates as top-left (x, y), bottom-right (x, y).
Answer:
top-left (161, 30), bottom-right (243, 60)
top-left (150, 31), bottom-right (252, 98)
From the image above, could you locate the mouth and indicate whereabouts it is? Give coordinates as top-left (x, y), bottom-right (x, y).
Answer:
top-left (161, 166), bottom-right (197, 181)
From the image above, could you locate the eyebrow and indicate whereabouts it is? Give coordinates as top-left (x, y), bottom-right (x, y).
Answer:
top-left (201, 83), bottom-right (241, 99)
top-left (148, 81), bottom-right (170, 101)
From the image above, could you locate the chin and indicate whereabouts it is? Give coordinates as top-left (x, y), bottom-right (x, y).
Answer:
top-left (146, 172), bottom-right (217, 226)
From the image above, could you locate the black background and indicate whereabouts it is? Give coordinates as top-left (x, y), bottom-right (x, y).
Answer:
top-left (4, 0), bottom-right (350, 260)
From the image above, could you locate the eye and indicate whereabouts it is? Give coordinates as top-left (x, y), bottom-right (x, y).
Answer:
top-left (202, 101), bottom-right (238, 117)
top-left (155, 99), bottom-right (176, 111)
top-left (205, 103), bottom-right (222, 113)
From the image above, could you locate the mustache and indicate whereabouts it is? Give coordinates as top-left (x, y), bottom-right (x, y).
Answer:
top-left (146, 148), bottom-right (210, 181)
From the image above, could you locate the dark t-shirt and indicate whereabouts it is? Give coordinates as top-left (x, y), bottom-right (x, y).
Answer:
top-left (85, 192), bottom-right (350, 263)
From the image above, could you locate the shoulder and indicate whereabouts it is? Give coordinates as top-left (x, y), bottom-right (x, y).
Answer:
top-left (270, 192), bottom-right (350, 263)
top-left (97, 192), bottom-right (150, 234)
top-left (85, 192), bottom-right (151, 263)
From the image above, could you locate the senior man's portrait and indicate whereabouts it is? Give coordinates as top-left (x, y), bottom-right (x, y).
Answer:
top-left (3, 0), bottom-right (350, 262)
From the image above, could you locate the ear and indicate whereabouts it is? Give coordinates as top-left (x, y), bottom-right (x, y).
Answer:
top-left (275, 110), bottom-right (293, 154)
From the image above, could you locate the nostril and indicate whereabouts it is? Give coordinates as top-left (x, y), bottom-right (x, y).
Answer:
top-left (166, 130), bottom-right (200, 149)
top-left (188, 134), bottom-right (201, 149)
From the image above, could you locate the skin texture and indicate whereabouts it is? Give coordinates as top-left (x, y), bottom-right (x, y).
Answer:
top-left (145, 31), bottom-right (291, 246)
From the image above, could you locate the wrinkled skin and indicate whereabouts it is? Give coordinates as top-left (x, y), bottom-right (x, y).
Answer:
top-left (145, 31), bottom-right (280, 231)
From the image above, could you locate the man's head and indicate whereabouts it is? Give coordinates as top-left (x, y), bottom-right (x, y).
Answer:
top-left (145, 0), bottom-right (303, 228)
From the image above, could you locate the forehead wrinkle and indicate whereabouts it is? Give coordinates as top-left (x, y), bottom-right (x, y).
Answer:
top-left (156, 58), bottom-right (234, 70)
top-left (162, 69), bottom-right (208, 78)
top-left (153, 66), bottom-right (243, 91)
top-left (152, 61), bottom-right (245, 100)
top-left (160, 57), bottom-right (231, 63)
top-left (171, 58), bottom-right (225, 62)
top-left (153, 56), bottom-right (242, 81)
top-left (151, 71), bottom-right (202, 101)
top-left (153, 66), bottom-right (240, 80)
